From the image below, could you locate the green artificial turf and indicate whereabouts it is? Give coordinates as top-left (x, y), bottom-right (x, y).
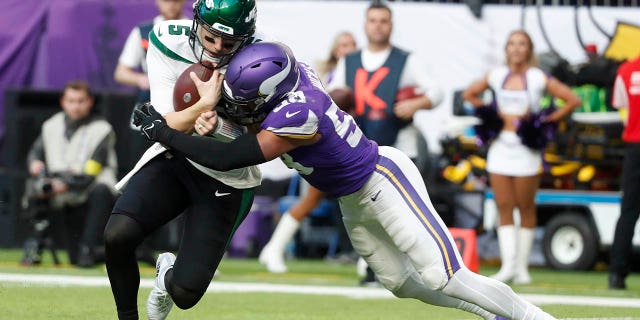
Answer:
top-left (0, 249), bottom-right (638, 319)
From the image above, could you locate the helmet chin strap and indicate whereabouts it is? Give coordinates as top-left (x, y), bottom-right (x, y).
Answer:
top-left (200, 50), bottom-right (221, 65)
top-left (191, 26), bottom-right (226, 67)
top-left (194, 40), bottom-right (221, 65)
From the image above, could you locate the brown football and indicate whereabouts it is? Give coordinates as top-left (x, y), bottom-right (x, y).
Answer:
top-left (395, 86), bottom-right (423, 102)
top-left (173, 62), bottom-right (215, 111)
top-left (328, 87), bottom-right (354, 113)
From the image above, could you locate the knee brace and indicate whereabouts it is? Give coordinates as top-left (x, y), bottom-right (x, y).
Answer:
top-left (418, 261), bottom-right (449, 291)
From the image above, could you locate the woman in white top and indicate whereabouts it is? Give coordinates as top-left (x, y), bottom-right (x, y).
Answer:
top-left (463, 30), bottom-right (580, 284)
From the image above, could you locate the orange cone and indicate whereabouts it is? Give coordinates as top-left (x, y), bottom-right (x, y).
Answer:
top-left (449, 228), bottom-right (479, 273)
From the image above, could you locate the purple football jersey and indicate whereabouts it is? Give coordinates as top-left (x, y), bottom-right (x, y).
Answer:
top-left (260, 63), bottom-right (378, 197)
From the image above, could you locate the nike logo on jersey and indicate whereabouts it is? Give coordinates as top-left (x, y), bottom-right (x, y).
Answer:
top-left (371, 190), bottom-right (381, 201)
top-left (157, 28), bottom-right (163, 37)
top-left (286, 110), bottom-right (301, 118)
top-left (215, 190), bottom-right (231, 197)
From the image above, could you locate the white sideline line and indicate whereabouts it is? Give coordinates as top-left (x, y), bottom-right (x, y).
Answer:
top-left (1, 273), bottom-right (640, 309)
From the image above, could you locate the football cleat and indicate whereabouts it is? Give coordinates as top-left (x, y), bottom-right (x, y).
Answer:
top-left (147, 252), bottom-right (176, 320)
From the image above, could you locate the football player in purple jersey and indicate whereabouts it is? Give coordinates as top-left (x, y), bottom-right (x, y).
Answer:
top-left (133, 41), bottom-right (555, 320)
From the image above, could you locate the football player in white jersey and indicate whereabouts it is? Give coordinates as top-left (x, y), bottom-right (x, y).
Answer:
top-left (103, 1), bottom-right (263, 319)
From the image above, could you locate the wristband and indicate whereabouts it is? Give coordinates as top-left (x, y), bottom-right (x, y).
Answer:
top-left (208, 117), bottom-right (246, 142)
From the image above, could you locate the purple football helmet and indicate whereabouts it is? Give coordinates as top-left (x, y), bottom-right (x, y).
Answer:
top-left (222, 41), bottom-right (300, 125)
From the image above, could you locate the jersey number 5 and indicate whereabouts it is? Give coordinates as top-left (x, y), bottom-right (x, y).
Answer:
top-left (168, 25), bottom-right (190, 36)
top-left (280, 99), bottom-right (363, 175)
top-left (325, 103), bottom-right (363, 148)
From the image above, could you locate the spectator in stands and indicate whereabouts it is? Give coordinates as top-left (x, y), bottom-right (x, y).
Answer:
top-left (27, 80), bottom-right (118, 268)
top-left (114, 0), bottom-right (186, 105)
top-left (609, 53), bottom-right (640, 290)
top-left (462, 30), bottom-right (580, 284)
top-left (327, 2), bottom-right (441, 150)
top-left (327, 1), bottom-right (443, 285)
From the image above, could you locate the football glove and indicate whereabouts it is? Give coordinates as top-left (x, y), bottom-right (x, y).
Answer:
top-left (133, 102), bottom-right (168, 141)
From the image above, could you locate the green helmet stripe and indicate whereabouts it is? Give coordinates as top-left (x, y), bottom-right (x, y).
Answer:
top-left (150, 30), bottom-right (195, 64)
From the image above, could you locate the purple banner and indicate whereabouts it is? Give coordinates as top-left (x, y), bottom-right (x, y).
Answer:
top-left (0, 0), bottom-right (49, 142)
top-left (0, 0), bottom-right (192, 143)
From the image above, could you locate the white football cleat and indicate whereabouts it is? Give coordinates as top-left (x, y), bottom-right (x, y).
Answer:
top-left (147, 252), bottom-right (176, 320)
top-left (258, 245), bottom-right (287, 273)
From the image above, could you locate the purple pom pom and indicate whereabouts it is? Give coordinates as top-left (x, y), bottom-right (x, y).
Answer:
top-left (473, 104), bottom-right (504, 146)
top-left (517, 107), bottom-right (558, 150)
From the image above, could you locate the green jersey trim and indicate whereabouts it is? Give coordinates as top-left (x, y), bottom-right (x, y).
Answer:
top-left (149, 29), bottom-right (195, 64)
top-left (223, 189), bottom-right (255, 249)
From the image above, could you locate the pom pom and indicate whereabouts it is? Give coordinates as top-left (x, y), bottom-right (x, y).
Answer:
top-left (473, 104), bottom-right (504, 146)
top-left (517, 107), bottom-right (558, 150)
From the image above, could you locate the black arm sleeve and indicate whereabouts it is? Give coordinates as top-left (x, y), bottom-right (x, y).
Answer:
top-left (159, 126), bottom-right (266, 171)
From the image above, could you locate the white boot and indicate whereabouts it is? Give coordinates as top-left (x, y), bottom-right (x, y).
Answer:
top-left (259, 213), bottom-right (300, 273)
top-left (491, 225), bottom-right (516, 283)
top-left (356, 257), bottom-right (368, 278)
top-left (147, 252), bottom-right (176, 320)
top-left (513, 227), bottom-right (534, 284)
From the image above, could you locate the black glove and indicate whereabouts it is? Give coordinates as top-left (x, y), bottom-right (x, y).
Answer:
top-left (133, 103), bottom-right (169, 141)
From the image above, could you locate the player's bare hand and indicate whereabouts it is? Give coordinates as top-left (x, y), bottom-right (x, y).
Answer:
top-left (195, 110), bottom-right (218, 136)
top-left (190, 67), bottom-right (223, 107)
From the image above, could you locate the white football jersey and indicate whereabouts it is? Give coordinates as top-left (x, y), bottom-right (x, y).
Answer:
top-left (144, 19), bottom-right (262, 189)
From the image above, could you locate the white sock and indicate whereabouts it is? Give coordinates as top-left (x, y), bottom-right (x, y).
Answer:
top-left (265, 213), bottom-right (300, 254)
top-left (392, 273), bottom-right (495, 320)
top-left (443, 268), bottom-right (556, 320)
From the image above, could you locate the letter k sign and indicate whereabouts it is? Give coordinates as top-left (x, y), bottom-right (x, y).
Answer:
top-left (354, 67), bottom-right (389, 116)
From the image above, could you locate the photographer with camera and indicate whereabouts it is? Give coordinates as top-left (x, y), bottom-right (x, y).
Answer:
top-left (26, 80), bottom-right (118, 268)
